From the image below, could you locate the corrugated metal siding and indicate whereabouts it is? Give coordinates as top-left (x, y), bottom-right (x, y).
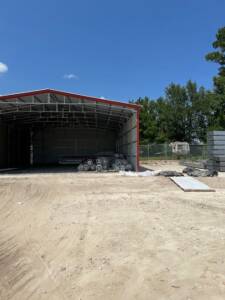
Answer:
top-left (33, 127), bottom-right (116, 164)
top-left (0, 125), bottom-right (8, 167)
top-left (0, 126), bottom-right (30, 167)
top-left (117, 112), bottom-right (138, 170)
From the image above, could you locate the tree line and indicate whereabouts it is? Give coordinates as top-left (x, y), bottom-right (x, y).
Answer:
top-left (131, 27), bottom-right (225, 144)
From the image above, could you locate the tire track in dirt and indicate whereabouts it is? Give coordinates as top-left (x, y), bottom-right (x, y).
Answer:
top-left (0, 231), bottom-right (36, 300)
top-left (0, 178), bottom-right (70, 300)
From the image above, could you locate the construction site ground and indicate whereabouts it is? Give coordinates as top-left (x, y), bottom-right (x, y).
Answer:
top-left (1, 161), bottom-right (225, 300)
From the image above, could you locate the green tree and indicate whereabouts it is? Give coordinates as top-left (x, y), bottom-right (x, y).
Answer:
top-left (154, 97), bottom-right (170, 143)
top-left (134, 97), bottom-right (158, 143)
top-left (132, 27), bottom-right (225, 144)
top-left (133, 81), bottom-right (212, 144)
top-left (164, 83), bottom-right (189, 142)
top-left (205, 27), bottom-right (225, 128)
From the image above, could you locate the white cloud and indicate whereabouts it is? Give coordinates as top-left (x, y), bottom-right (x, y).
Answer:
top-left (100, 96), bottom-right (105, 99)
top-left (0, 62), bottom-right (8, 74)
top-left (63, 73), bottom-right (79, 80)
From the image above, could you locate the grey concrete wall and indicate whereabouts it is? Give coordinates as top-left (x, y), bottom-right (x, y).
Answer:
top-left (117, 112), bottom-right (138, 170)
top-left (0, 125), bottom-right (8, 167)
top-left (33, 127), bottom-right (116, 164)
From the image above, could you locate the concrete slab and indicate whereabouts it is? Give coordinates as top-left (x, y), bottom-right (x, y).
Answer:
top-left (170, 176), bottom-right (215, 192)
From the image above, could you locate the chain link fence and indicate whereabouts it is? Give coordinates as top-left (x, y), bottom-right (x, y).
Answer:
top-left (140, 143), bottom-right (208, 161)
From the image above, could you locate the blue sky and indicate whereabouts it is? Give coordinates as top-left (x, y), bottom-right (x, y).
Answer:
top-left (0, 0), bottom-right (224, 102)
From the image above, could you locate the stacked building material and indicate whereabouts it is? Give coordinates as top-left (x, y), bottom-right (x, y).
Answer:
top-left (111, 158), bottom-right (132, 171)
top-left (77, 159), bottom-right (96, 172)
top-left (77, 163), bottom-right (84, 171)
top-left (77, 156), bottom-right (112, 172)
top-left (207, 131), bottom-right (225, 172)
top-left (96, 157), bottom-right (110, 171)
top-left (77, 154), bottom-right (133, 172)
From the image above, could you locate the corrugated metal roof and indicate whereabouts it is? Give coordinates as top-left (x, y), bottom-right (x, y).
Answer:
top-left (0, 88), bottom-right (140, 110)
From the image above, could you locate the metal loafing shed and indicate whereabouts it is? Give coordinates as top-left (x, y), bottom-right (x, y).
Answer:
top-left (0, 89), bottom-right (140, 170)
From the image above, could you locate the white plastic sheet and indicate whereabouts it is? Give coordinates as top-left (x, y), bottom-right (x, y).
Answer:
top-left (119, 170), bottom-right (160, 177)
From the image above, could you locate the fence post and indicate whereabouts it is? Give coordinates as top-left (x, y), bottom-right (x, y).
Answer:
top-left (164, 143), bottom-right (168, 159)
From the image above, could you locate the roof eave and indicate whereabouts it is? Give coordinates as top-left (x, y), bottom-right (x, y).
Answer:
top-left (0, 88), bottom-right (141, 110)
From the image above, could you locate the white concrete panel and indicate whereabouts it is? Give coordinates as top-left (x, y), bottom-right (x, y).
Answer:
top-left (170, 177), bottom-right (215, 192)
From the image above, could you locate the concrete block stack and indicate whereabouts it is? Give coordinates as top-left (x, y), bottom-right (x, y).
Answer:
top-left (207, 131), bottom-right (225, 172)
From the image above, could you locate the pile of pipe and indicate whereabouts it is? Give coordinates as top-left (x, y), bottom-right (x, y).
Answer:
top-left (96, 157), bottom-right (110, 172)
top-left (77, 159), bottom-right (96, 172)
top-left (77, 154), bottom-right (132, 172)
top-left (111, 153), bottom-right (132, 172)
top-left (111, 158), bottom-right (132, 171)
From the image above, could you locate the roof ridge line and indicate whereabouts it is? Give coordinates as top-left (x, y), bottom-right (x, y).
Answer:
top-left (0, 89), bottom-right (140, 110)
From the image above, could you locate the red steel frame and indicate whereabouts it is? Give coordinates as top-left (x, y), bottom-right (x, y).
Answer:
top-left (0, 88), bottom-right (141, 170)
top-left (136, 109), bottom-right (140, 171)
top-left (0, 88), bottom-right (139, 110)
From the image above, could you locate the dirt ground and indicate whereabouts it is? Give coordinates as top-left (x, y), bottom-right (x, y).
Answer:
top-left (1, 162), bottom-right (225, 300)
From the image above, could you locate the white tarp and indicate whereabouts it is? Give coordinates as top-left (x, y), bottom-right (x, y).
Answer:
top-left (119, 170), bottom-right (160, 177)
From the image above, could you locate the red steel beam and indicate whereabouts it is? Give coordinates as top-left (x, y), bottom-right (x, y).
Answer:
top-left (0, 89), bottom-right (140, 110)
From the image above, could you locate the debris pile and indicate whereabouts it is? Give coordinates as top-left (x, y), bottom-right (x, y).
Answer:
top-left (181, 159), bottom-right (218, 177)
top-left (183, 167), bottom-right (218, 177)
top-left (180, 159), bottom-right (208, 169)
top-left (120, 167), bottom-right (218, 177)
top-left (155, 170), bottom-right (184, 177)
